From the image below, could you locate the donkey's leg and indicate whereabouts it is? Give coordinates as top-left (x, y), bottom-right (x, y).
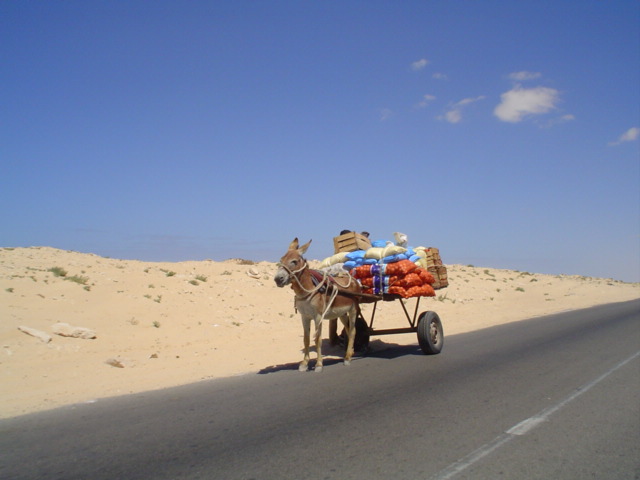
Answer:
top-left (314, 317), bottom-right (324, 372)
top-left (299, 317), bottom-right (311, 372)
top-left (342, 310), bottom-right (357, 366)
top-left (329, 319), bottom-right (338, 346)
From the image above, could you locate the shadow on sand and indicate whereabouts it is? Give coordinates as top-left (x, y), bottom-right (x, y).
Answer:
top-left (257, 338), bottom-right (423, 374)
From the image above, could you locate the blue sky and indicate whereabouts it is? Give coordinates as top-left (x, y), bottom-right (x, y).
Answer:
top-left (2, 1), bottom-right (639, 282)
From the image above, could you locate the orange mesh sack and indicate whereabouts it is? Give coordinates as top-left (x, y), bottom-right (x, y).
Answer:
top-left (401, 272), bottom-right (423, 288)
top-left (405, 284), bottom-right (436, 298)
top-left (384, 259), bottom-right (417, 276)
top-left (360, 277), bottom-right (374, 287)
top-left (388, 286), bottom-right (409, 297)
top-left (417, 268), bottom-right (436, 285)
top-left (351, 265), bottom-right (374, 279)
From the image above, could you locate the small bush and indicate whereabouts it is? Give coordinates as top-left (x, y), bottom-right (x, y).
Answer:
top-left (234, 259), bottom-right (256, 265)
top-left (49, 267), bottom-right (67, 277)
top-left (66, 275), bottom-right (89, 285)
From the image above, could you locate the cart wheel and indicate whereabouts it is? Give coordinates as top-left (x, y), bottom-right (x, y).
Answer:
top-left (417, 311), bottom-right (443, 355)
top-left (354, 315), bottom-right (370, 353)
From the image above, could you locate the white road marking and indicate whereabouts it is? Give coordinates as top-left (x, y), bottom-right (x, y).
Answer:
top-left (429, 350), bottom-right (640, 480)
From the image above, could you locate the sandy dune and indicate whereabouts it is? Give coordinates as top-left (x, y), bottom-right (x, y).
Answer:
top-left (1, 247), bottom-right (638, 418)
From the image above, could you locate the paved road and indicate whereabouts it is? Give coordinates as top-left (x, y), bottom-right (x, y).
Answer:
top-left (1, 300), bottom-right (638, 480)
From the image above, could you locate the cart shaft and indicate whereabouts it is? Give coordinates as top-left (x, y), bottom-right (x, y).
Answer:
top-left (369, 327), bottom-right (418, 336)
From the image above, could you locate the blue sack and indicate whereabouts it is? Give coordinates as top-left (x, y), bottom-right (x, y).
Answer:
top-left (382, 253), bottom-right (409, 263)
top-left (343, 260), bottom-right (358, 270)
top-left (346, 250), bottom-right (366, 261)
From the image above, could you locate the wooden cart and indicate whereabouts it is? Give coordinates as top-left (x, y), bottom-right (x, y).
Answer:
top-left (343, 291), bottom-right (444, 355)
top-left (331, 232), bottom-right (446, 355)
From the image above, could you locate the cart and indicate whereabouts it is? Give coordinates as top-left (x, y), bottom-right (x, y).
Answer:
top-left (330, 232), bottom-right (446, 356)
top-left (339, 290), bottom-right (444, 356)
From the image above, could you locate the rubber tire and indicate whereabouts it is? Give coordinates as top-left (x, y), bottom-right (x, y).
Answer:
top-left (417, 311), bottom-right (444, 355)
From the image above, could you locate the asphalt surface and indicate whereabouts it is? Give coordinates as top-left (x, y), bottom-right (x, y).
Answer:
top-left (1, 299), bottom-right (638, 480)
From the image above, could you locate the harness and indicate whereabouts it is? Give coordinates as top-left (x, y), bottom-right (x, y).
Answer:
top-left (309, 269), bottom-right (336, 293)
top-left (277, 258), bottom-right (357, 319)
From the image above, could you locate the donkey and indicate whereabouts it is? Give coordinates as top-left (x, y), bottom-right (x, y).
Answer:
top-left (274, 238), bottom-right (362, 372)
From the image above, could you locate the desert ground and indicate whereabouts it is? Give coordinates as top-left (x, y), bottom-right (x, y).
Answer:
top-left (1, 246), bottom-right (638, 419)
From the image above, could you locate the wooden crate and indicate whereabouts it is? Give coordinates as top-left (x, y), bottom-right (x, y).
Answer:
top-left (333, 232), bottom-right (372, 253)
top-left (425, 247), bottom-right (448, 289)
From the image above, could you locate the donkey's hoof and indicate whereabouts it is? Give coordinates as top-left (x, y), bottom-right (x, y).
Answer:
top-left (314, 364), bottom-right (323, 373)
top-left (298, 363), bottom-right (309, 372)
top-left (343, 359), bottom-right (351, 366)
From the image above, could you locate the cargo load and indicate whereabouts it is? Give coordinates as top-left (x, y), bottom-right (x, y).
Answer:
top-left (320, 232), bottom-right (449, 298)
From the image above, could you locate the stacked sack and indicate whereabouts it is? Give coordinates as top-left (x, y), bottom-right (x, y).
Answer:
top-left (351, 260), bottom-right (436, 298)
top-left (319, 240), bottom-right (437, 299)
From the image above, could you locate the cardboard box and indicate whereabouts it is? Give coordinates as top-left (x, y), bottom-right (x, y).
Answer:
top-left (333, 232), bottom-right (372, 253)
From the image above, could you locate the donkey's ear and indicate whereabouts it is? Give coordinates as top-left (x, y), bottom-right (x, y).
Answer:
top-left (298, 239), bottom-right (312, 255)
top-left (288, 238), bottom-right (300, 251)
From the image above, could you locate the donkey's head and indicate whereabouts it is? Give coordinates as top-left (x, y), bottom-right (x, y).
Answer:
top-left (274, 238), bottom-right (311, 288)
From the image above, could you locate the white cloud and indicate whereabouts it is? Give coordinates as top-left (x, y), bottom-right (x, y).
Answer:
top-left (509, 71), bottom-right (542, 81)
top-left (441, 96), bottom-right (485, 124)
top-left (415, 94), bottom-right (436, 108)
top-left (432, 72), bottom-right (448, 80)
top-left (494, 86), bottom-right (560, 123)
top-left (608, 126), bottom-right (640, 146)
top-left (540, 114), bottom-right (576, 128)
top-left (444, 109), bottom-right (462, 124)
top-left (411, 58), bottom-right (429, 71)
top-left (379, 108), bottom-right (394, 121)
top-left (456, 96), bottom-right (484, 106)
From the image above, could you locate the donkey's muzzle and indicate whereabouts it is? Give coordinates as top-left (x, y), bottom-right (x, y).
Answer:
top-left (274, 269), bottom-right (289, 288)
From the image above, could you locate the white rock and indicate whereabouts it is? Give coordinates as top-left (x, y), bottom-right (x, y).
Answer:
top-left (246, 268), bottom-right (261, 279)
top-left (52, 322), bottom-right (97, 339)
top-left (105, 358), bottom-right (125, 368)
top-left (17, 326), bottom-right (52, 343)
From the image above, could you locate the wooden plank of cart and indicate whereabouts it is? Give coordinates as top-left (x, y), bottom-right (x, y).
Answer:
top-left (332, 231), bottom-right (448, 356)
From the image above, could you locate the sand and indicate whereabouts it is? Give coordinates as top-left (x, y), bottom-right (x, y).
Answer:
top-left (1, 246), bottom-right (638, 419)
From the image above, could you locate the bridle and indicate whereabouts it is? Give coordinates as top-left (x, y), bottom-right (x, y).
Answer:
top-left (277, 256), bottom-right (357, 303)
top-left (277, 257), bottom-right (322, 300)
